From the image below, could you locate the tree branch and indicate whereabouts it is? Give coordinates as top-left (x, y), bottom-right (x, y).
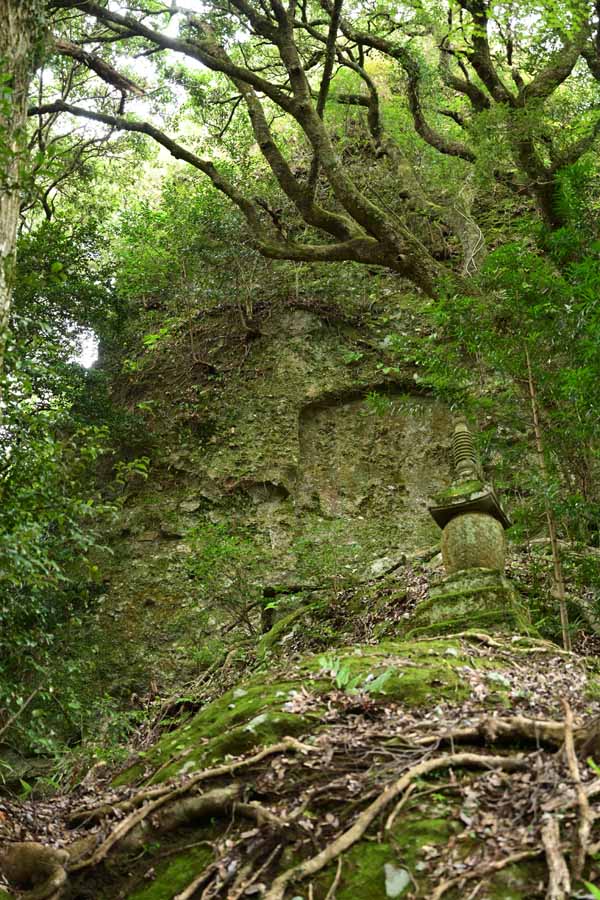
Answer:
top-left (518, 26), bottom-right (589, 105)
top-left (550, 114), bottom-right (600, 172)
top-left (27, 99), bottom-right (264, 231)
top-left (438, 44), bottom-right (490, 112)
top-left (403, 54), bottom-right (476, 162)
top-left (49, 0), bottom-right (297, 113)
top-left (52, 37), bottom-right (144, 95)
top-left (235, 81), bottom-right (358, 240)
top-left (307, 0), bottom-right (343, 189)
top-left (457, 0), bottom-right (515, 104)
top-left (317, 2), bottom-right (476, 161)
top-left (335, 52), bottom-right (384, 148)
top-left (25, 100), bottom-right (406, 273)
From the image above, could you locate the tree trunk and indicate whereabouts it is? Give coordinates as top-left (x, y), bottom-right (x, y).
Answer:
top-left (0, 0), bottom-right (42, 375)
top-left (525, 348), bottom-right (571, 651)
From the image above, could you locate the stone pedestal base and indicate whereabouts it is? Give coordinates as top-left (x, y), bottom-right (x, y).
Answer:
top-left (407, 568), bottom-right (531, 638)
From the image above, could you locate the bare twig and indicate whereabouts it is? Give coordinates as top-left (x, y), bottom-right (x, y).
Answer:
top-left (228, 846), bottom-right (281, 900)
top-left (0, 688), bottom-right (41, 741)
top-left (324, 857), bottom-right (343, 900)
top-left (384, 782), bottom-right (416, 831)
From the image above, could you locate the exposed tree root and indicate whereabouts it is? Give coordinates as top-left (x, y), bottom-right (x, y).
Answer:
top-left (427, 631), bottom-right (505, 648)
top-left (70, 737), bottom-right (313, 871)
top-left (324, 857), bottom-right (343, 900)
top-left (0, 843), bottom-right (69, 900)
top-left (415, 713), bottom-right (583, 749)
top-left (173, 862), bottom-right (219, 900)
top-left (414, 632), bottom-right (573, 656)
top-left (262, 752), bottom-right (526, 900)
top-left (9, 714), bottom-right (600, 900)
top-left (430, 848), bottom-right (543, 900)
top-left (384, 782), bottom-right (416, 831)
top-left (1, 738), bottom-right (313, 898)
top-left (68, 736), bottom-right (314, 826)
top-left (117, 784), bottom-right (242, 852)
top-left (227, 846), bottom-right (280, 900)
top-left (562, 699), bottom-right (592, 882)
top-left (541, 816), bottom-right (571, 900)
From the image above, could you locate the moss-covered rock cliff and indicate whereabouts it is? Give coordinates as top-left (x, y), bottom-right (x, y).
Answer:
top-left (4, 281), bottom-right (600, 900)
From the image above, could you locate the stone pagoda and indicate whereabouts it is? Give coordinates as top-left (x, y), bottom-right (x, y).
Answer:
top-left (409, 420), bottom-right (529, 635)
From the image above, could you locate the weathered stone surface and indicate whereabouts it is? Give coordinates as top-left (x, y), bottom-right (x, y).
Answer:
top-left (429, 482), bottom-right (510, 530)
top-left (297, 391), bottom-right (452, 549)
top-left (441, 512), bottom-right (506, 574)
top-left (55, 307), bottom-right (457, 705)
top-left (179, 499), bottom-right (201, 513)
top-left (369, 554), bottom-right (405, 578)
top-left (408, 568), bottom-right (530, 636)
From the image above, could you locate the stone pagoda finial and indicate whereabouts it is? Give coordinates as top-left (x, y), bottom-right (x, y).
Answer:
top-left (452, 421), bottom-right (481, 481)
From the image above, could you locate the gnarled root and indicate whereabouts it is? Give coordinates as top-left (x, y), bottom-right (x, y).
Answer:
top-left (0, 842), bottom-right (69, 900)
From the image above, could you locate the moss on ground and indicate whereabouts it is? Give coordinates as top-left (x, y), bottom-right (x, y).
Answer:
top-left (63, 629), bottom-right (600, 899)
top-left (110, 787), bottom-right (543, 899)
top-left (257, 604), bottom-right (321, 658)
top-left (116, 675), bottom-right (327, 784)
top-left (127, 845), bottom-right (213, 900)
top-left (313, 814), bottom-right (457, 899)
top-left (117, 636), bottom-right (517, 785)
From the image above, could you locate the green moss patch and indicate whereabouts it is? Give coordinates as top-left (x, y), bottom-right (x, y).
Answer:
top-left (118, 636), bottom-right (519, 785)
top-left (128, 845), bottom-right (213, 900)
top-left (432, 479), bottom-right (484, 502)
top-left (257, 602), bottom-right (323, 658)
top-left (304, 638), bottom-right (495, 704)
top-left (312, 815), bottom-right (457, 899)
top-left (116, 674), bottom-right (325, 784)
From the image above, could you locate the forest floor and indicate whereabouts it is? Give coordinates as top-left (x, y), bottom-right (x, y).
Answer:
top-left (3, 542), bottom-right (600, 898)
top-left (4, 629), bottom-right (600, 899)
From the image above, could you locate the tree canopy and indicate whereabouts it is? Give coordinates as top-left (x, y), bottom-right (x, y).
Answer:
top-left (16, 0), bottom-right (599, 297)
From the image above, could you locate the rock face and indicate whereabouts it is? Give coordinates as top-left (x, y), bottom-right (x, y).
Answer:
top-left (61, 307), bottom-right (455, 702)
top-left (297, 391), bottom-right (452, 544)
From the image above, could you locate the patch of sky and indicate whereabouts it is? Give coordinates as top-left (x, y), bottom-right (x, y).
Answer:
top-left (74, 329), bottom-right (99, 368)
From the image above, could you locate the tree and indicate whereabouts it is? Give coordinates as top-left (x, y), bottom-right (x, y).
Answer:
top-left (26, 0), bottom-right (600, 299)
top-left (0, 0), bottom-right (45, 372)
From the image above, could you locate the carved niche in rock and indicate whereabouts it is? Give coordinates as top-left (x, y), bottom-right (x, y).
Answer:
top-left (297, 389), bottom-right (453, 551)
